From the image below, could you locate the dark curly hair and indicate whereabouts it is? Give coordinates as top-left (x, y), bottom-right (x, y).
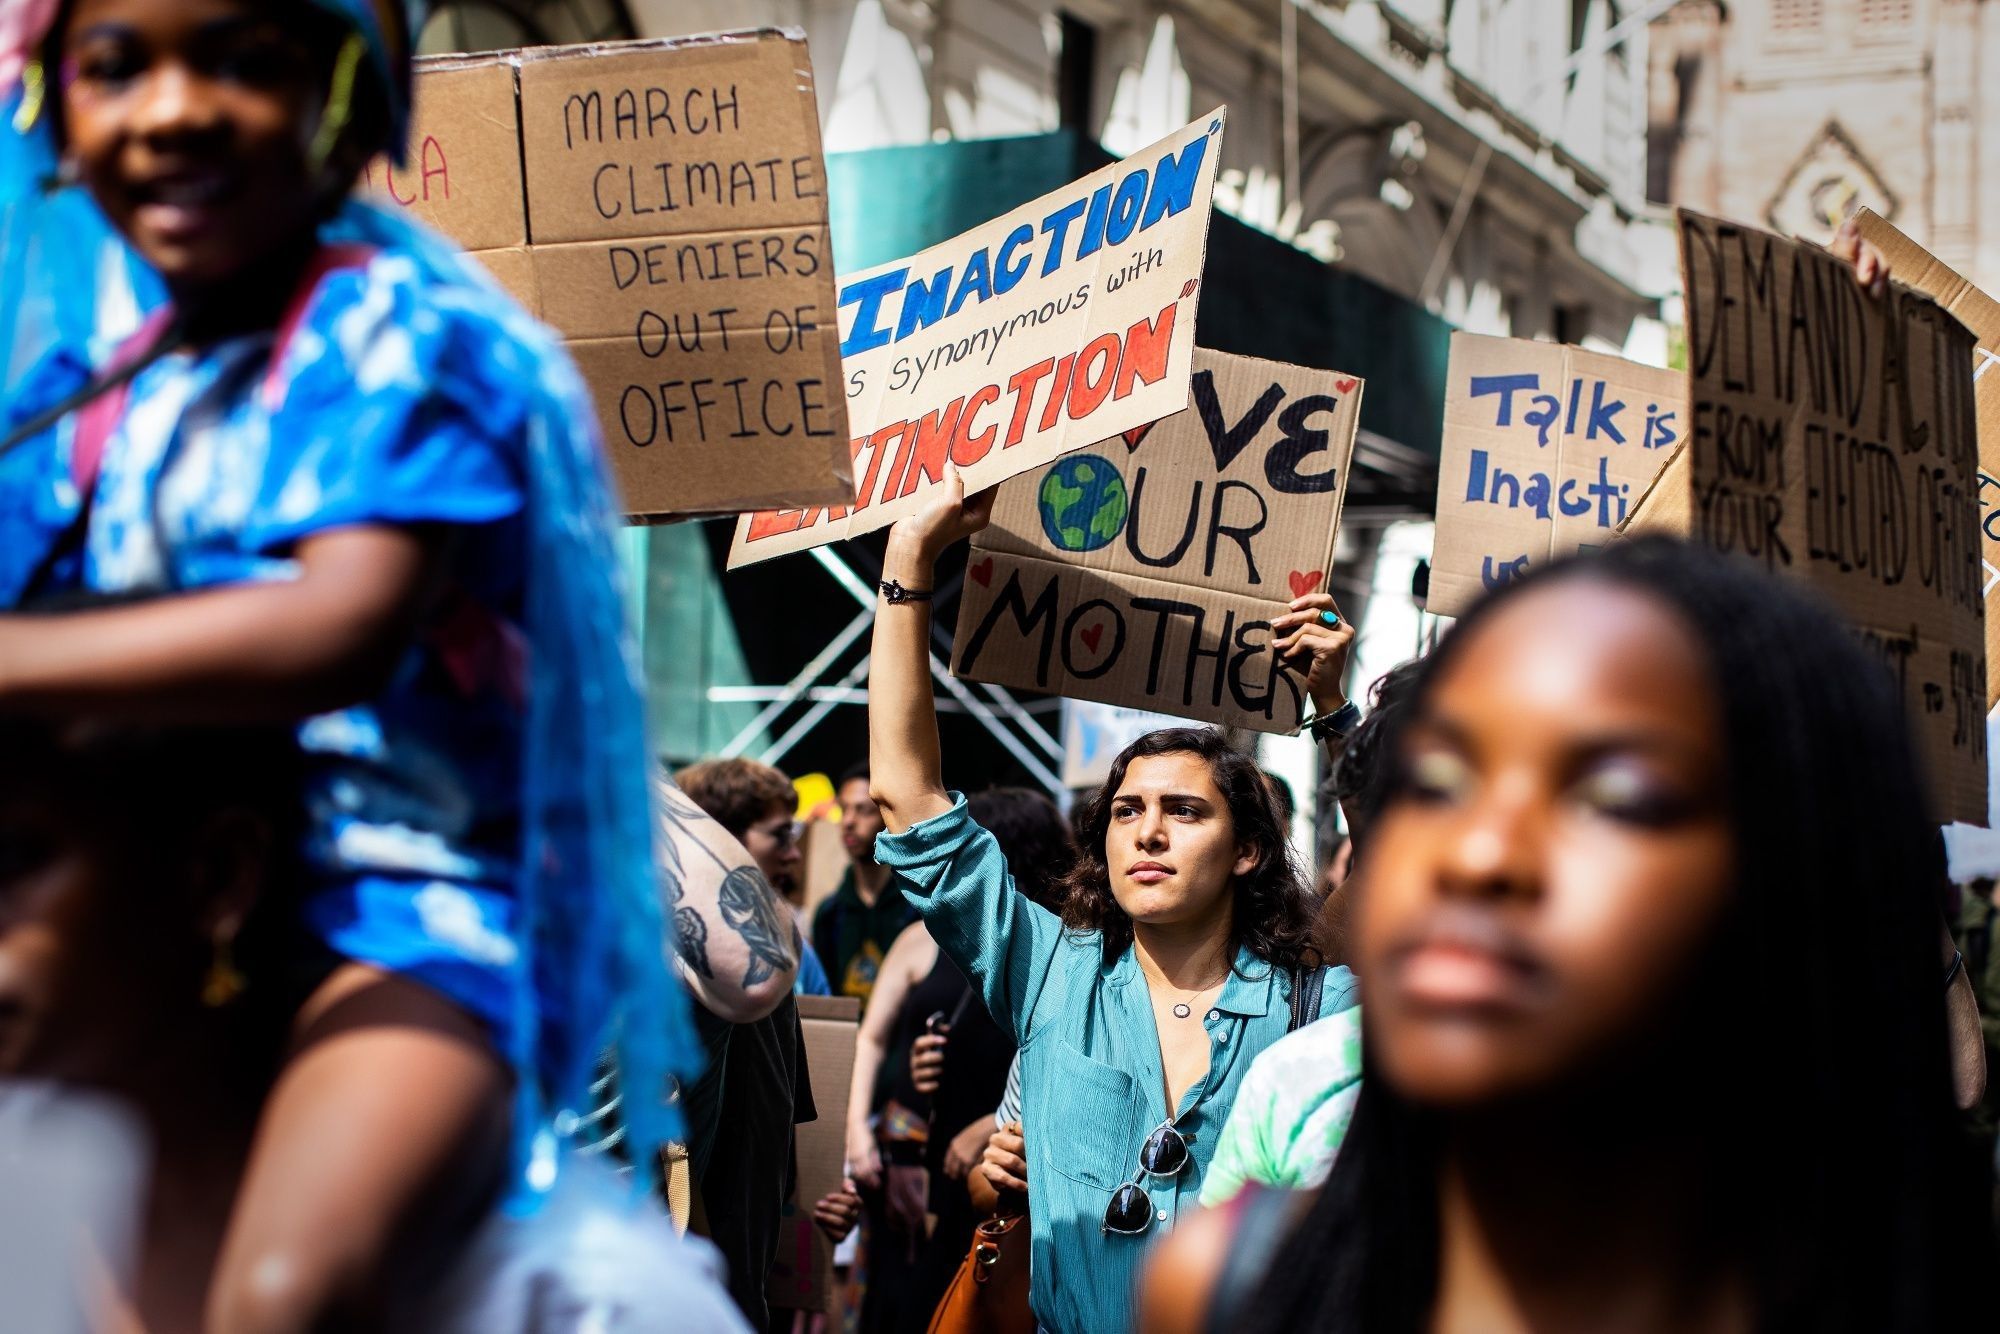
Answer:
top-left (1058, 727), bottom-right (1320, 973)
top-left (967, 787), bottom-right (1072, 914)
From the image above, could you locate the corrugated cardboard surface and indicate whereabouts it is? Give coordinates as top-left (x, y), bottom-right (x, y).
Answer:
top-left (364, 58), bottom-right (527, 251)
top-left (383, 34), bottom-right (852, 518)
top-left (519, 40), bottom-right (825, 245)
top-left (1430, 333), bottom-right (1685, 617)
top-left (1854, 209), bottom-right (2000, 712)
top-left (462, 246), bottom-right (538, 310)
top-left (767, 995), bottom-right (860, 1314)
top-left (1628, 209), bottom-right (1986, 825)
top-left (727, 109), bottom-right (1227, 568)
top-left (951, 349), bottom-right (1358, 733)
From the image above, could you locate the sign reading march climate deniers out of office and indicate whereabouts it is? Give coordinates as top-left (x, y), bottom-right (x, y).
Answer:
top-left (1624, 208), bottom-right (1987, 825)
top-left (371, 33), bottom-right (854, 520)
top-left (727, 110), bottom-right (1226, 569)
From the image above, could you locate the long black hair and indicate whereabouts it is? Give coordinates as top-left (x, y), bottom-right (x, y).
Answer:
top-left (1243, 536), bottom-right (1987, 1332)
top-left (1059, 727), bottom-right (1319, 972)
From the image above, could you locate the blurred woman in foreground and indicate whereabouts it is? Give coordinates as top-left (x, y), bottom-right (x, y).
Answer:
top-left (1146, 536), bottom-right (1990, 1332)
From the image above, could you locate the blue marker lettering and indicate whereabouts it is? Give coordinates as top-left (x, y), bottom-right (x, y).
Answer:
top-left (995, 224), bottom-right (1034, 293)
top-left (1142, 137), bottom-right (1210, 228)
top-left (1469, 373), bottom-right (1539, 425)
top-left (839, 267), bottom-right (909, 357)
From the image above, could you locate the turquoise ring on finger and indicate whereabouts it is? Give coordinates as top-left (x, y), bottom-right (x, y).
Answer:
top-left (1320, 610), bottom-right (1341, 628)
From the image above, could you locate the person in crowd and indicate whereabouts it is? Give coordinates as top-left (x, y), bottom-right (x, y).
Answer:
top-left (865, 470), bottom-right (1358, 1333)
top-left (1318, 834), bottom-right (1351, 900)
top-left (0, 4), bottom-right (735, 1329)
top-left (1195, 657), bottom-right (1428, 1207)
top-left (674, 759), bottom-right (821, 1327)
top-left (815, 763), bottom-right (915, 1003)
top-left (837, 786), bottom-right (1072, 1332)
top-left (0, 716), bottom-right (304, 1330)
top-left (1261, 770), bottom-right (1296, 831)
top-left (0, 711), bottom-right (754, 1333)
top-left (1143, 535), bottom-right (1993, 1333)
top-left (673, 757), bottom-right (830, 995)
top-left (1313, 657), bottom-right (1428, 966)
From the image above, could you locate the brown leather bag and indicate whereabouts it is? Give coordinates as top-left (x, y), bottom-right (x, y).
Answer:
top-left (925, 1197), bottom-right (1034, 1334)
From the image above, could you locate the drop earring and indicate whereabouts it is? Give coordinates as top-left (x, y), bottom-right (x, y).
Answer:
top-left (202, 933), bottom-right (246, 1007)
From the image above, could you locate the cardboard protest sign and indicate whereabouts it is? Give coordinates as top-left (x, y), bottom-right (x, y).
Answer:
top-left (726, 111), bottom-right (1228, 569)
top-left (372, 33), bottom-right (853, 519)
top-left (1429, 334), bottom-right (1685, 617)
top-left (364, 56), bottom-right (527, 255)
top-left (1060, 700), bottom-right (1186, 789)
top-left (951, 350), bottom-right (1358, 733)
top-left (1853, 210), bottom-right (2000, 711)
top-left (1623, 209), bottom-right (1987, 823)
top-left (766, 995), bottom-right (859, 1314)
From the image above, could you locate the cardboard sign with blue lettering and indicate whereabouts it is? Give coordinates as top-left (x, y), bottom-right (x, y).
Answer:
top-left (727, 110), bottom-right (1226, 568)
top-left (950, 349), bottom-right (1359, 733)
top-left (1621, 209), bottom-right (1985, 825)
top-left (1428, 333), bottom-right (1686, 617)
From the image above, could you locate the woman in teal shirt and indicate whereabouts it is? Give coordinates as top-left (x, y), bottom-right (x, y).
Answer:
top-left (867, 471), bottom-right (1358, 1332)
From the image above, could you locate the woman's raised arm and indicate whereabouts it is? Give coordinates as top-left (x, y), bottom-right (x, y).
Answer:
top-left (869, 467), bottom-right (994, 835)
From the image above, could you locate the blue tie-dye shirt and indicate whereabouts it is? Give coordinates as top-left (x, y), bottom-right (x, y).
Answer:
top-left (2, 247), bottom-right (560, 1037)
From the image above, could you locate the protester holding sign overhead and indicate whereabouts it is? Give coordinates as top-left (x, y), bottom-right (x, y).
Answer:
top-left (863, 465), bottom-right (1358, 1332)
top-left (0, 1), bottom-right (712, 1327)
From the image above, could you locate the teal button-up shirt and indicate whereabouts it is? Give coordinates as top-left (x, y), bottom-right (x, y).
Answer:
top-left (877, 796), bottom-right (1357, 1334)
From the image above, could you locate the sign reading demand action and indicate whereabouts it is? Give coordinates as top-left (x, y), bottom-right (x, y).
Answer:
top-left (951, 349), bottom-right (1360, 734)
top-left (1625, 209), bottom-right (1987, 824)
top-left (727, 111), bottom-right (1227, 569)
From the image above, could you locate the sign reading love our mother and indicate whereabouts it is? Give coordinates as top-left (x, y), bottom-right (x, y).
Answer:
top-left (951, 349), bottom-right (1362, 733)
top-left (726, 110), bottom-right (1226, 568)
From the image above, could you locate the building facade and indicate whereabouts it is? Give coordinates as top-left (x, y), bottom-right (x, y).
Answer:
top-left (1650, 0), bottom-right (1991, 287)
top-left (633, 0), bottom-right (1666, 357)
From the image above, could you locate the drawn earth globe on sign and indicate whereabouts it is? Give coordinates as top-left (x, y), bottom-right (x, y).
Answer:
top-left (1037, 453), bottom-right (1129, 553)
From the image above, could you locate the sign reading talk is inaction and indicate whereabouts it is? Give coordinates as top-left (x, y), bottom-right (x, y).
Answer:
top-left (372, 32), bottom-right (853, 519)
top-left (951, 350), bottom-right (1360, 733)
top-left (726, 111), bottom-right (1227, 569)
top-left (1623, 209), bottom-right (1986, 824)
top-left (1428, 334), bottom-right (1685, 618)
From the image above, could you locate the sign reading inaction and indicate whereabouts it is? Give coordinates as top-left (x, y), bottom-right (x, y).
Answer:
top-left (1625, 209), bottom-right (1987, 823)
top-left (726, 111), bottom-right (1228, 569)
top-left (1429, 334), bottom-right (1685, 618)
top-left (371, 32), bottom-right (853, 519)
top-left (1853, 210), bottom-right (2000, 712)
top-left (950, 350), bottom-right (1360, 733)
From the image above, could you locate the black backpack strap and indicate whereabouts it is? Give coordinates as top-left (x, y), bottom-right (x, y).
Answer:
top-left (1203, 1184), bottom-right (1300, 1334)
top-left (1287, 965), bottom-right (1326, 1034)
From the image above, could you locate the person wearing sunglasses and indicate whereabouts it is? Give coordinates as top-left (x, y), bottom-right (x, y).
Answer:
top-left (865, 469), bottom-right (1358, 1333)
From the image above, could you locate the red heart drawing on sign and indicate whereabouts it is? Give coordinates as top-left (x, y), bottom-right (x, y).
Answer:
top-left (1288, 570), bottom-right (1324, 598)
top-left (1121, 420), bottom-right (1158, 452)
top-left (1334, 377), bottom-right (1357, 394)
top-left (970, 557), bottom-right (993, 587)
top-left (1080, 623), bottom-right (1105, 654)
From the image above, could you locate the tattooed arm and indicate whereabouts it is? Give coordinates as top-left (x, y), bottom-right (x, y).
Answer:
top-left (656, 777), bottom-right (800, 1022)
